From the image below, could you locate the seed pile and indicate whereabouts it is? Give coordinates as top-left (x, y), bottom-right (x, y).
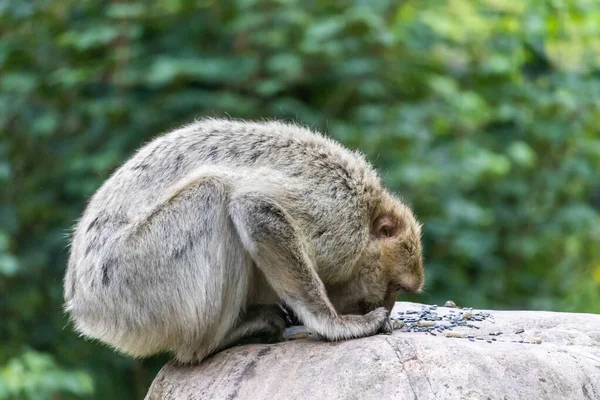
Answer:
top-left (391, 305), bottom-right (492, 335)
top-left (391, 302), bottom-right (542, 345)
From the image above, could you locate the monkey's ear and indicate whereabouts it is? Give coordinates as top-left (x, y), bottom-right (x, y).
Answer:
top-left (372, 214), bottom-right (399, 238)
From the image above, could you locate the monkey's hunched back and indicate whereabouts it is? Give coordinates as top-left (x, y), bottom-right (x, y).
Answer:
top-left (64, 118), bottom-right (424, 363)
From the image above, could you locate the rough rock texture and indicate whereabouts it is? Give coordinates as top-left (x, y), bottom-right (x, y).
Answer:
top-left (146, 302), bottom-right (600, 400)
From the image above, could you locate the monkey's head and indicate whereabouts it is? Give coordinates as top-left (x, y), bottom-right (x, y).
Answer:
top-left (328, 193), bottom-right (424, 315)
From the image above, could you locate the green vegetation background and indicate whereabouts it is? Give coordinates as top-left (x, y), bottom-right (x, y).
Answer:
top-left (1, 0), bottom-right (599, 398)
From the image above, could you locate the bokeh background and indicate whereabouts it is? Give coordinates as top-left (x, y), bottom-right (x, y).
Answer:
top-left (1, 0), bottom-right (599, 398)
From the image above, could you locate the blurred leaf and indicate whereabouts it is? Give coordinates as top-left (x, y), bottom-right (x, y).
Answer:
top-left (507, 141), bottom-right (537, 168)
top-left (0, 254), bottom-right (19, 276)
top-left (0, 350), bottom-right (94, 399)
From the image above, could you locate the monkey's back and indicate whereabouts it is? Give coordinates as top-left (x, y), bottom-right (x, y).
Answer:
top-left (80, 119), bottom-right (383, 255)
top-left (95, 119), bottom-right (381, 213)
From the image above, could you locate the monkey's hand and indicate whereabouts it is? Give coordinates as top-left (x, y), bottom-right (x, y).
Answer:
top-left (229, 192), bottom-right (392, 342)
top-left (377, 310), bottom-right (394, 335)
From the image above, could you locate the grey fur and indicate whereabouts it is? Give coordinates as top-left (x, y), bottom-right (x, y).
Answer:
top-left (64, 118), bottom-right (424, 363)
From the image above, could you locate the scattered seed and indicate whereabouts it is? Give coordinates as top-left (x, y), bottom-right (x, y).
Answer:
top-left (390, 304), bottom-right (496, 339)
top-left (392, 320), bottom-right (405, 329)
top-left (515, 329), bottom-right (525, 334)
top-left (444, 300), bottom-right (457, 308)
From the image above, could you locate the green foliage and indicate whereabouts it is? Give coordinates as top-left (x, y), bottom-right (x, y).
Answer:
top-left (0, 350), bottom-right (93, 400)
top-left (1, 0), bottom-right (599, 398)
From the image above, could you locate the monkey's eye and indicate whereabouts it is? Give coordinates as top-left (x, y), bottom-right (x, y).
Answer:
top-left (372, 214), bottom-right (398, 238)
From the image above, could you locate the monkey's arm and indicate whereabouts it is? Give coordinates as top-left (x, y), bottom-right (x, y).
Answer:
top-left (229, 192), bottom-right (392, 341)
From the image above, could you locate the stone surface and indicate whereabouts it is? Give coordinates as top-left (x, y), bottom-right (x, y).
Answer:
top-left (145, 302), bottom-right (600, 400)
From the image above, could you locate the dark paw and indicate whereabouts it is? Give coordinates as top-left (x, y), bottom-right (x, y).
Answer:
top-left (278, 303), bottom-right (301, 327)
top-left (255, 330), bottom-right (284, 344)
top-left (233, 325), bottom-right (284, 346)
top-left (260, 305), bottom-right (286, 343)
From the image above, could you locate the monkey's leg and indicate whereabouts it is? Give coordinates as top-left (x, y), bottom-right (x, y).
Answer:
top-left (102, 174), bottom-right (252, 364)
top-left (217, 305), bottom-right (287, 351)
top-left (229, 193), bottom-right (393, 342)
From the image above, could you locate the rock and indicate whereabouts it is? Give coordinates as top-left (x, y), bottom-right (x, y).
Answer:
top-left (145, 302), bottom-right (600, 400)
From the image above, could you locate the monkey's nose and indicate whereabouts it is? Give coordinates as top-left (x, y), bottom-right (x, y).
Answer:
top-left (399, 275), bottom-right (424, 293)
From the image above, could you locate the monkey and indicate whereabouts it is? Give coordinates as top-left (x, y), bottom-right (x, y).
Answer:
top-left (63, 118), bottom-right (424, 364)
